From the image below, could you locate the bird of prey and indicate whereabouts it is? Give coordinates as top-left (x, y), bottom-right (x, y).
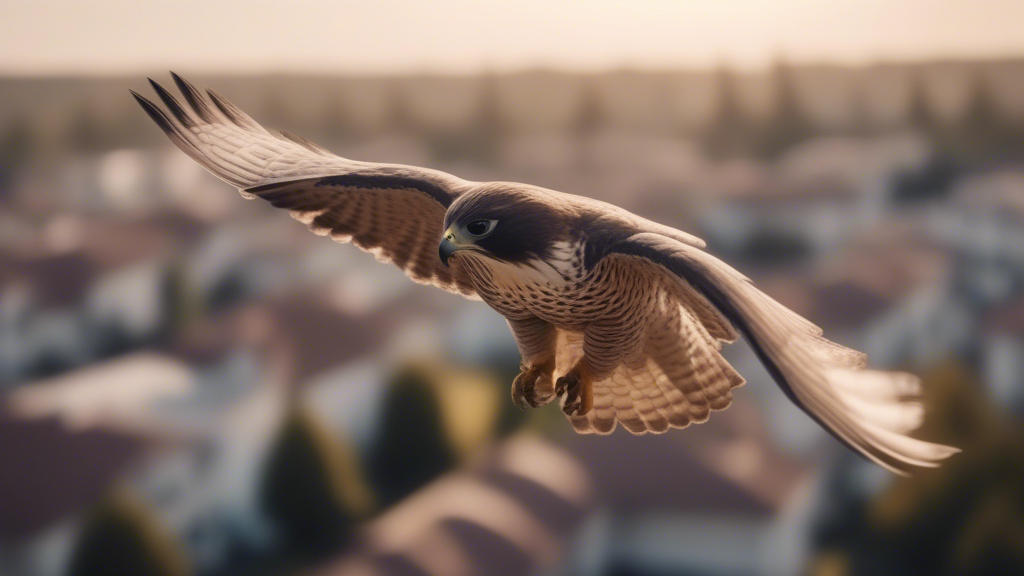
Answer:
top-left (132, 74), bottom-right (958, 475)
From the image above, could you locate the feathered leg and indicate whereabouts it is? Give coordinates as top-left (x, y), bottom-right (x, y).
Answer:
top-left (556, 360), bottom-right (593, 416)
top-left (559, 319), bottom-right (642, 417)
top-left (507, 317), bottom-right (558, 408)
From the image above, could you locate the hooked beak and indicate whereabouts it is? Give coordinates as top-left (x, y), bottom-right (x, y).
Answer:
top-left (439, 227), bottom-right (472, 267)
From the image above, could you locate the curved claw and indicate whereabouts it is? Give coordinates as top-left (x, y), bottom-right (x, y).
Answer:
top-left (556, 368), bottom-right (592, 417)
top-left (511, 363), bottom-right (555, 409)
top-left (561, 368), bottom-right (585, 414)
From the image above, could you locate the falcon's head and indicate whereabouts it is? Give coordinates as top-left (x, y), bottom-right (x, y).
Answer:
top-left (439, 184), bottom-right (569, 267)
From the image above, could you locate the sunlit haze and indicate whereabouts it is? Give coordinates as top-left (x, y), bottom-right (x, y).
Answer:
top-left (3, 0), bottom-right (1024, 75)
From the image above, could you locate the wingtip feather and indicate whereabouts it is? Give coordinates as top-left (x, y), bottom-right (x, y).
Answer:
top-left (130, 89), bottom-right (175, 135)
top-left (206, 87), bottom-right (261, 131)
top-left (170, 71), bottom-right (216, 123)
top-left (148, 77), bottom-right (194, 128)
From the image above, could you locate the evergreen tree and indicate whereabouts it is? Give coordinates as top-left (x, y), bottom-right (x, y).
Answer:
top-left (68, 104), bottom-right (104, 153)
top-left (704, 65), bottom-right (753, 158)
top-left (66, 493), bottom-right (188, 576)
top-left (905, 72), bottom-right (934, 135)
top-left (261, 407), bottom-right (373, 555)
top-left (477, 70), bottom-right (504, 141)
top-left (846, 78), bottom-right (873, 137)
top-left (387, 79), bottom-right (416, 136)
top-left (757, 59), bottom-right (811, 156)
top-left (434, 72), bottom-right (504, 166)
top-left (367, 366), bottom-right (457, 507)
top-left (952, 71), bottom-right (1009, 164)
top-left (573, 77), bottom-right (604, 137)
top-left (808, 361), bottom-right (1024, 576)
top-left (0, 117), bottom-right (32, 194)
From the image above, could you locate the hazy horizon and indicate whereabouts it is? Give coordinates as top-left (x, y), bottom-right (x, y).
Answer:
top-left (3, 0), bottom-right (1024, 77)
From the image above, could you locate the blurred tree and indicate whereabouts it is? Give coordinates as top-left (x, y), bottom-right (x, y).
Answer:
top-left (844, 82), bottom-right (870, 137)
top-left (428, 80), bottom-right (500, 166)
top-left (387, 80), bottom-right (416, 136)
top-left (66, 491), bottom-right (188, 576)
top-left (67, 103), bottom-right (104, 153)
top-left (259, 90), bottom-right (290, 134)
top-left (905, 72), bottom-right (936, 136)
top-left (260, 406), bottom-right (374, 556)
top-left (809, 360), bottom-right (1024, 576)
top-left (430, 363), bottom-right (504, 460)
top-left (573, 78), bottom-right (604, 137)
top-left (944, 72), bottom-right (1013, 165)
top-left (757, 59), bottom-right (811, 156)
top-left (367, 366), bottom-right (458, 507)
top-left (0, 116), bottom-right (32, 194)
top-left (157, 258), bottom-right (198, 339)
top-left (571, 77), bottom-right (604, 172)
top-left (704, 66), bottom-right (755, 158)
top-left (320, 88), bottom-right (349, 143)
top-left (869, 360), bottom-right (1024, 574)
top-left (481, 69), bottom-right (509, 143)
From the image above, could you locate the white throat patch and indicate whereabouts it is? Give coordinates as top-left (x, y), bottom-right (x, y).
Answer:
top-left (463, 240), bottom-right (582, 290)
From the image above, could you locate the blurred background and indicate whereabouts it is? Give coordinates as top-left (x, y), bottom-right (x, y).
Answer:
top-left (2, 1), bottom-right (1023, 575)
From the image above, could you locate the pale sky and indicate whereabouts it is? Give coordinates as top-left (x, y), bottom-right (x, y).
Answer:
top-left (3, 0), bottom-right (1024, 76)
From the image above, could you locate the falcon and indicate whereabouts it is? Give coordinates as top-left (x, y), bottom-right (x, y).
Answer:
top-left (132, 74), bottom-right (958, 475)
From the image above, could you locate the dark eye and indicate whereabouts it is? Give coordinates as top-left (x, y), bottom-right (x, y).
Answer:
top-left (465, 219), bottom-right (497, 237)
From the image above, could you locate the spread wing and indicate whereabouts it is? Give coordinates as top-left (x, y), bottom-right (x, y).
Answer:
top-left (595, 232), bottom-right (959, 475)
top-left (132, 74), bottom-right (476, 297)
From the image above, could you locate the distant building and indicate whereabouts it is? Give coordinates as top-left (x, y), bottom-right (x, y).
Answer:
top-left (692, 135), bottom-right (930, 262)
